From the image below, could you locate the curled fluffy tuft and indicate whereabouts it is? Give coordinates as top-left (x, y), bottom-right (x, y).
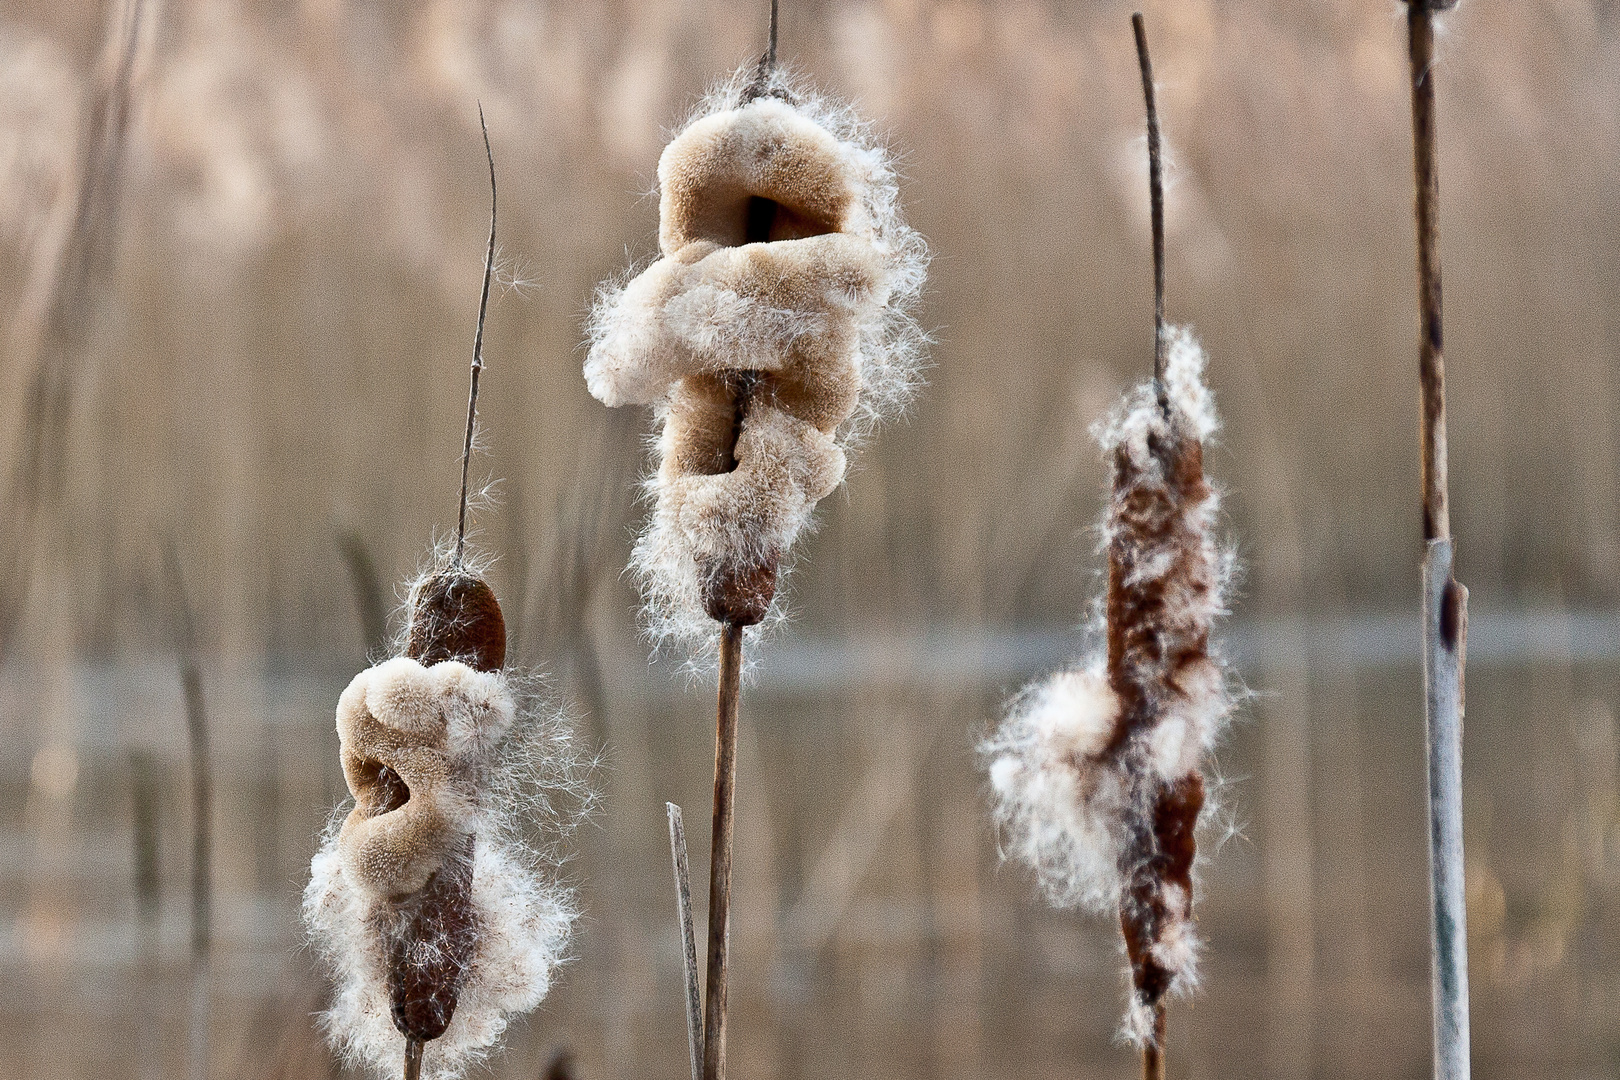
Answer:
top-left (586, 65), bottom-right (928, 653)
top-left (982, 328), bottom-right (1232, 1044)
top-left (305, 661), bottom-right (592, 1079)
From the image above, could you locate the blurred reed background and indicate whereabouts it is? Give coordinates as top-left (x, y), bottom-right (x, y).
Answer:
top-left (1, 0), bottom-right (1617, 1077)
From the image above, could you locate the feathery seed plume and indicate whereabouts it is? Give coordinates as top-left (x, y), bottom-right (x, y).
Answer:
top-left (585, 64), bottom-right (927, 648)
top-left (983, 328), bottom-right (1231, 1045)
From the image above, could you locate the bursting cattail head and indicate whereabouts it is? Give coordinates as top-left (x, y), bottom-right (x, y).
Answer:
top-left (306, 561), bottom-right (591, 1079)
top-left (983, 328), bottom-right (1232, 1044)
top-left (585, 65), bottom-right (927, 650)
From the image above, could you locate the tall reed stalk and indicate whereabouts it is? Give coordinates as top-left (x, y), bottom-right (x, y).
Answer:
top-left (165, 547), bottom-right (212, 1080)
top-left (1404, 4), bottom-right (1471, 1078)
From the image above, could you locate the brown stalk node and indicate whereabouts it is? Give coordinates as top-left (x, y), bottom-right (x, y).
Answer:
top-left (406, 570), bottom-right (507, 672)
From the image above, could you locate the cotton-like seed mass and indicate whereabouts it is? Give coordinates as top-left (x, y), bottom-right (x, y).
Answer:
top-left (305, 656), bottom-right (583, 1080)
top-left (982, 327), bottom-right (1232, 1045)
top-left (586, 66), bottom-right (927, 648)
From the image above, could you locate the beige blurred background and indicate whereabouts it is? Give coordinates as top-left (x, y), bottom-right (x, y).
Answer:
top-left (1, 0), bottom-right (1617, 1077)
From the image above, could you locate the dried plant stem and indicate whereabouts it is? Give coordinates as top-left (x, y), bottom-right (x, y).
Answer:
top-left (703, 622), bottom-right (744, 1080)
top-left (1131, 12), bottom-right (1168, 409)
top-left (403, 1036), bottom-right (424, 1080)
top-left (456, 105), bottom-right (498, 567)
top-left (1405, 5), bottom-right (1471, 1078)
top-left (166, 549), bottom-right (212, 1080)
top-left (1141, 1003), bottom-right (1167, 1080)
top-left (667, 803), bottom-right (704, 1080)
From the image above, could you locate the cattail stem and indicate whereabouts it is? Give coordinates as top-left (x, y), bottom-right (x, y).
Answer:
top-left (1131, 12), bottom-right (1168, 409)
top-left (1405, 4), bottom-right (1471, 1078)
top-left (456, 104), bottom-right (498, 567)
top-left (703, 621), bottom-right (744, 1080)
top-left (1141, 1002), bottom-right (1167, 1080)
top-left (668, 803), bottom-right (704, 1080)
top-left (403, 1035), bottom-right (424, 1080)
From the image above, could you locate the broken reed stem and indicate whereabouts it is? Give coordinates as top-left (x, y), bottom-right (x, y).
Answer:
top-left (1131, 12), bottom-right (1168, 409)
top-left (703, 622), bottom-right (744, 1080)
top-left (1406, 5), bottom-right (1471, 1079)
top-left (667, 803), bottom-right (704, 1080)
top-left (456, 104), bottom-right (498, 567)
top-left (1141, 1002), bottom-right (1167, 1080)
top-left (403, 1035), bottom-right (424, 1080)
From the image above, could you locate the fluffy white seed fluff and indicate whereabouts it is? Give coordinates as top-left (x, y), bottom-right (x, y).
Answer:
top-left (585, 66), bottom-right (928, 652)
top-left (982, 327), bottom-right (1232, 1044)
top-left (304, 658), bottom-right (588, 1080)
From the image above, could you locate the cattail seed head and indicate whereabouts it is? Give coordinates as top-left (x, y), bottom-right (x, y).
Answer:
top-left (406, 569), bottom-right (507, 672)
top-left (587, 65), bottom-right (927, 651)
top-left (307, 567), bottom-right (588, 1079)
top-left (982, 328), bottom-right (1232, 1044)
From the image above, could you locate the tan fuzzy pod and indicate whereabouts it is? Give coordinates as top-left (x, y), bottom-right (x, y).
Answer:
top-left (587, 69), bottom-right (927, 647)
top-left (335, 658), bottom-right (511, 898)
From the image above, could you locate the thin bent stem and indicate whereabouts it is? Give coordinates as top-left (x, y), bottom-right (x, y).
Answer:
top-left (456, 104), bottom-right (498, 567)
top-left (1131, 12), bottom-right (1168, 410)
top-left (404, 1035), bottom-right (424, 1080)
top-left (703, 622), bottom-right (744, 1080)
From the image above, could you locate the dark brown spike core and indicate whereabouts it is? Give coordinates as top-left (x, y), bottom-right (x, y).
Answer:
top-left (406, 570), bottom-right (506, 672)
top-left (701, 554), bottom-right (779, 627)
top-left (1103, 419), bottom-right (1214, 1023)
top-left (384, 835), bottom-right (478, 1042)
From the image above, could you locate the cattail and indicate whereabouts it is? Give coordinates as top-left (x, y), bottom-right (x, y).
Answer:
top-left (585, 14), bottom-right (927, 1079)
top-left (584, 56), bottom-right (927, 649)
top-left (983, 16), bottom-right (1231, 1073)
top-left (304, 111), bottom-right (588, 1080)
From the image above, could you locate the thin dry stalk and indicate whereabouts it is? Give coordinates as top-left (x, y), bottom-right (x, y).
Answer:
top-left (703, 622), bottom-right (744, 1080)
top-left (0, 0), bottom-right (148, 657)
top-left (457, 105), bottom-right (498, 567)
top-left (667, 803), bottom-right (704, 1080)
top-left (403, 1037), bottom-right (423, 1080)
top-left (1404, 4), bottom-right (1471, 1078)
top-left (166, 548), bottom-right (212, 1080)
top-left (1131, 12), bottom-right (1168, 404)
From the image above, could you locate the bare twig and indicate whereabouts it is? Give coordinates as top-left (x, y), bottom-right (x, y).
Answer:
top-left (1131, 12), bottom-right (1168, 410)
top-left (1405, 4), bottom-right (1471, 1078)
top-left (456, 105), bottom-right (498, 567)
top-left (667, 803), bottom-right (704, 1080)
top-left (403, 1036), bottom-right (423, 1080)
top-left (703, 623), bottom-right (744, 1080)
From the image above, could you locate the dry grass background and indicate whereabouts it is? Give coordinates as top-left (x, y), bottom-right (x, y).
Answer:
top-left (0, 1), bottom-right (1618, 1078)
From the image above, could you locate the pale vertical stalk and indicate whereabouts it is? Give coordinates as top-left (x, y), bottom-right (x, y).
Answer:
top-left (168, 551), bottom-right (212, 1080)
top-left (1405, 5), bottom-right (1472, 1079)
top-left (704, 622), bottom-right (744, 1080)
top-left (668, 803), bottom-right (704, 1080)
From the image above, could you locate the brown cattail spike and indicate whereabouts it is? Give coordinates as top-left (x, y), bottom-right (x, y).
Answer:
top-left (406, 570), bottom-right (507, 672)
top-left (385, 835), bottom-right (478, 1042)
